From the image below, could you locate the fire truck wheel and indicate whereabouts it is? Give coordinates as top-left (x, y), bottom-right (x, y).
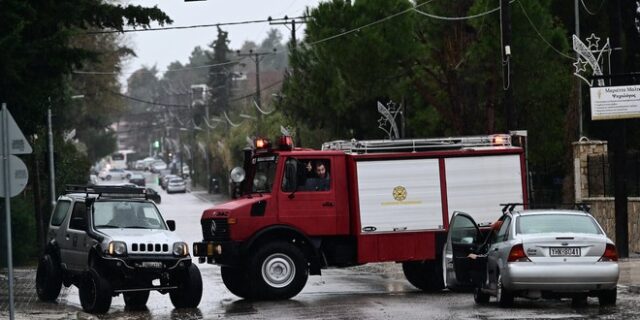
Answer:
top-left (402, 260), bottom-right (444, 292)
top-left (249, 242), bottom-right (308, 300)
top-left (221, 266), bottom-right (254, 299)
top-left (169, 264), bottom-right (203, 308)
top-left (36, 254), bottom-right (62, 301)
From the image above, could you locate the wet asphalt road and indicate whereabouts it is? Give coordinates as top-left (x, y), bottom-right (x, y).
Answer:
top-left (6, 173), bottom-right (640, 319)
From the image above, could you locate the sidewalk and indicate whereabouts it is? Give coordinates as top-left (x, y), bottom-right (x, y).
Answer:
top-left (189, 188), bottom-right (229, 204)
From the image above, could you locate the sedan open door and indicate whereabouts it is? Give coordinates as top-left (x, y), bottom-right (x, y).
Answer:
top-left (443, 211), bottom-right (486, 289)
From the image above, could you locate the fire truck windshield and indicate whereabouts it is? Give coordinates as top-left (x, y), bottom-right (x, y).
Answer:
top-left (252, 158), bottom-right (277, 193)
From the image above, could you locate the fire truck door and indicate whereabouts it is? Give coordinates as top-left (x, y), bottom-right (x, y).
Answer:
top-left (279, 157), bottom-right (337, 235)
top-left (443, 211), bottom-right (485, 289)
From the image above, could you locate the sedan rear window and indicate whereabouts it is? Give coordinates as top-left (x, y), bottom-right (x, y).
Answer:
top-left (516, 214), bottom-right (602, 235)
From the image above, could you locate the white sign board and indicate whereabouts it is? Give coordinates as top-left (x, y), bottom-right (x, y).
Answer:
top-left (590, 85), bottom-right (640, 120)
top-left (0, 107), bottom-right (32, 155)
top-left (0, 155), bottom-right (29, 197)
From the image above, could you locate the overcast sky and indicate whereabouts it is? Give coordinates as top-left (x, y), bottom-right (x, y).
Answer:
top-left (120, 0), bottom-right (321, 83)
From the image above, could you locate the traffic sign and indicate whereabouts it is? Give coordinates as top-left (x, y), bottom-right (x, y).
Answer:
top-left (0, 106), bottom-right (32, 155)
top-left (0, 155), bottom-right (28, 197)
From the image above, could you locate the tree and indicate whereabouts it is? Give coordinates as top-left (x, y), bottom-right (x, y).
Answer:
top-left (280, 0), bottom-right (418, 140)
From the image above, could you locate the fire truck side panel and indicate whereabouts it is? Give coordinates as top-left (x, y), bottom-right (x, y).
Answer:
top-left (444, 154), bottom-right (524, 224)
top-left (356, 158), bottom-right (444, 233)
top-left (357, 231), bottom-right (437, 262)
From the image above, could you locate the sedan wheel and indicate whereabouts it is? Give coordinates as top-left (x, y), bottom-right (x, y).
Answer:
top-left (497, 274), bottom-right (514, 308)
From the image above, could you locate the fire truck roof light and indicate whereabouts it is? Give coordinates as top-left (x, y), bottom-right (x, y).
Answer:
top-left (491, 134), bottom-right (511, 146)
top-left (255, 138), bottom-right (270, 150)
top-left (278, 135), bottom-right (294, 150)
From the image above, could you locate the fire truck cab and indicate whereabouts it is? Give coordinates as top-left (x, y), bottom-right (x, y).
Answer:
top-left (193, 134), bottom-right (527, 300)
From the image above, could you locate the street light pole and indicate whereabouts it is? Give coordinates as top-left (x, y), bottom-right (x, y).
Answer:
top-left (47, 97), bottom-right (56, 208)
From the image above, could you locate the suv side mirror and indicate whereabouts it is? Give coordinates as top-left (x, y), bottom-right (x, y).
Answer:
top-left (166, 220), bottom-right (176, 231)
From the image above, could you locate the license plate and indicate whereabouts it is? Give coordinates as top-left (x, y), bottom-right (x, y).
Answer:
top-left (141, 261), bottom-right (163, 268)
top-left (549, 247), bottom-right (581, 257)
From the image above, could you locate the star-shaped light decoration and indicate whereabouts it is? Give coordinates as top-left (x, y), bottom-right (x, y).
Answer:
top-left (573, 58), bottom-right (589, 74)
top-left (586, 34), bottom-right (601, 50)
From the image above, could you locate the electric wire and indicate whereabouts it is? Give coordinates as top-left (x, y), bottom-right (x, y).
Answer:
top-left (580, 0), bottom-right (605, 16)
top-left (85, 16), bottom-right (305, 35)
top-left (517, 1), bottom-right (576, 60)
top-left (412, 2), bottom-right (508, 21)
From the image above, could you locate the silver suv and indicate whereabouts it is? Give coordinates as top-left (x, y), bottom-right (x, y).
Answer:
top-left (35, 185), bottom-right (202, 313)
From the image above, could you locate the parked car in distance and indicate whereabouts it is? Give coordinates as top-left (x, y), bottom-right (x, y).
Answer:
top-left (135, 157), bottom-right (156, 171)
top-left (444, 208), bottom-right (619, 307)
top-left (166, 178), bottom-right (186, 194)
top-left (128, 173), bottom-right (146, 187)
top-left (150, 160), bottom-right (168, 173)
top-left (160, 174), bottom-right (178, 190)
top-left (99, 168), bottom-right (126, 181)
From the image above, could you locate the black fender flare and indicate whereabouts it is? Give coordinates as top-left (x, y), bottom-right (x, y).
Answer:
top-left (44, 239), bottom-right (61, 262)
top-left (244, 225), bottom-right (323, 275)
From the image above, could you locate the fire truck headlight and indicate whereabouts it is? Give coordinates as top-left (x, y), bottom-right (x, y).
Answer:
top-left (230, 167), bottom-right (246, 183)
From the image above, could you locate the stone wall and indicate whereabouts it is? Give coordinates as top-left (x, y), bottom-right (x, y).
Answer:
top-left (573, 139), bottom-right (640, 253)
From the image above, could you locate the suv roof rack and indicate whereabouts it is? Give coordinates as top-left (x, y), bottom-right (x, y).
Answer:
top-left (321, 134), bottom-right (512, 154)
top-left (65, 185), bottom-right (148, 200)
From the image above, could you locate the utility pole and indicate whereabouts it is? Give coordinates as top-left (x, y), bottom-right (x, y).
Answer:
top-left (237, 49), bottom-right (276, 133)
top-left (575, 0), bottom-right (583, 137)
top-left (500, 0), bottom-right (515, 130)
top-left (269, 15), bottom-right (307, 50)
top-left (608, 0), bottom-right (629, 258)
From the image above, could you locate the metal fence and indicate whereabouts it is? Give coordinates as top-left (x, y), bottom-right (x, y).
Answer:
top-left (587, 152), bottom-right (640, 197)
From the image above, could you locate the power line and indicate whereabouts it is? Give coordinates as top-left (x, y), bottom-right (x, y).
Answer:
top-left (74, 59), bottom-right (243, 76)
top-left (85, 16), bottom-right (305, 35)
top-left (108, 90), bottom-right (189, 108)
top-left (580, 0), bottom-right (605, 16)
top-left (412, 2), bottom-right (508, 21)
top-left (517, 1), bottom-right (576, 60)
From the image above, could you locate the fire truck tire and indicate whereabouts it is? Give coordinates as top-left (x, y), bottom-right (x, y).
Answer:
top-left (169, 264), bottom-right (203, 308)
top-left (249, 242), bottom-right (308, 300)
top-left (402, 260), bottom-right (445, 292)
top-left (221, 266), bottom-right (254, 299)
top-left (36, 254), bottom-right (62, 301)
top-left (79, 268), bottom-right (112, 314)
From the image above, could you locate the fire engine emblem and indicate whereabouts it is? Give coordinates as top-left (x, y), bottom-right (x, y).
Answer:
top-left (210, 220), bottom-right (217, 235)
top-left (392, 186), bottom-right (407, 201)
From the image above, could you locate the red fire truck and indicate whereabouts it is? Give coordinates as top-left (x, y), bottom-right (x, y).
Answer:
top-left (193, 134), bottom-right (527, 299)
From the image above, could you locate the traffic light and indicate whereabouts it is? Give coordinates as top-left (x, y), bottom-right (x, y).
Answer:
top-left (153, 140), bottom-right (160, 149)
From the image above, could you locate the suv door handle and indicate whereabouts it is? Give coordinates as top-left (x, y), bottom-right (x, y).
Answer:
top-left (65, 234), bottom-right (71, 240)
top-left (322, 201), bottom-right (334, 207)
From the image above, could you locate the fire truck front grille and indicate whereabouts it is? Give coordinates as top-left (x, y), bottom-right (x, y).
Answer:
top-left (201, 218), bottom-right (230, 241)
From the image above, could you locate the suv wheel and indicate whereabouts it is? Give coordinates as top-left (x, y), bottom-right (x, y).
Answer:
top-left (473, 287), bottom-right (491, 304)
top-left (248, 242), bottom-right (308, 300)
top-left (79, 268), bottom-right (112, 314)
top-left (221, 266), bottom-right (254, 299)
top-left (106, 175), bottom-right (112, 181)
top-left (124, 290), bottom-right (150, 310)
top-left (169, 264), bottom-right (203, 308)
top-left (36, 254), bottom-right (62, 301)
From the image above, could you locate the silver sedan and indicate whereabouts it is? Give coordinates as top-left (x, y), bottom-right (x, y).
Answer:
top-left (444, 209), bottom-right (619, 307)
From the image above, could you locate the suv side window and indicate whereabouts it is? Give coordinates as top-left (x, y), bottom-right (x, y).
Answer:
top-left (493, 216), bottom-right (511, 243)
top-left (68, 202), bottom-right (87, 231)
top-left (51, 200), bottom-right (71, 226)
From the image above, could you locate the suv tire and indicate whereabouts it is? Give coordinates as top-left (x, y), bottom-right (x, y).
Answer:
top-left (106, 175), bottom-right (112, 181)
top-left (221, 266), bottom-right (254, 299)
top-left (169, 264), bottom-right (203, 308)
top-left (79, 268), bottom-right (112, 314)
top-left (124, 290), bottom-right (150, 309)
top-left (248, 242), bottom-right (308, 300)
top-left (473, 287), bottom-right (491, 304)
top-left (35, 254), bottom-right (62, 301)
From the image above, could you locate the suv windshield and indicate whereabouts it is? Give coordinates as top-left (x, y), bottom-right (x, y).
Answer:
top-left (93, 201), bottom-right (166, 230)
top-left (252, 156), bottom-right (277, 193)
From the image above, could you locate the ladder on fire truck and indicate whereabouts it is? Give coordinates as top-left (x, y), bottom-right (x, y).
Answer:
top-left (321, 134), bottom-right (513, 154)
